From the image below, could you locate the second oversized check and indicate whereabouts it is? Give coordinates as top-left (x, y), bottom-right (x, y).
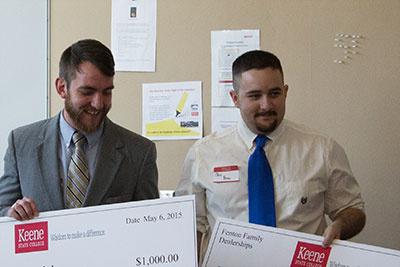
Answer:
top-left (202, 218), bottom-right (400, 267)
top-left (0, 196), bottom-right (197, 267)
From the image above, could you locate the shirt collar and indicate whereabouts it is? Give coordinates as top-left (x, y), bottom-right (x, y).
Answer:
top-left (59, 110), bottom-right (104, 148)
top-left (238, 118), bottom-right (286, 150)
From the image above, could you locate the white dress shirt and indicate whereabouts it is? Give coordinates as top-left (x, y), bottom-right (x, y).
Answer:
top-left (176, 119), bottom-right (364, 239)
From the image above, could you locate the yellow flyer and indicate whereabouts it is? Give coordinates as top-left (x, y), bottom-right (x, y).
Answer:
top-left (142, 81), bottom-right (203, 140)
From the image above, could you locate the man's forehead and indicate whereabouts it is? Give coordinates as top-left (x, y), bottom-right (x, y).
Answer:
top-left (240, 68), bottom-right (284, 87)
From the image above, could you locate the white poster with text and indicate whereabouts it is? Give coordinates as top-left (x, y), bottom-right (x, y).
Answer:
top-left (211, 30), bottom-right (259, 107)
top-left (111, 0), bottom-right (157, 72)
top-left (0, 196), bottom-right (197, 267)
top-left (203, 217), bottom-right (400, 267)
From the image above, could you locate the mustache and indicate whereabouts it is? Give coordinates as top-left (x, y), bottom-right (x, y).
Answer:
top-left (255, 111), bottom-right (277, 117)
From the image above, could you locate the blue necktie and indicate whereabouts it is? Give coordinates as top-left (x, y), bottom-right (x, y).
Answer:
top-left (248, 134), bottom-right (276, 227)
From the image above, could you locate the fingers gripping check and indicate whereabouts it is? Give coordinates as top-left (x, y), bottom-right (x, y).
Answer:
top-left (7, 197), bottom-right (39, 221)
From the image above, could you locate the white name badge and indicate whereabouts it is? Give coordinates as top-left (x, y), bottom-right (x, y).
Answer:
top-left (0, 196), bottom-right (198, 267)
top-left (202, 217), bottom-right (400, 267)
top-left (213, 165), bottom-right (240, 183)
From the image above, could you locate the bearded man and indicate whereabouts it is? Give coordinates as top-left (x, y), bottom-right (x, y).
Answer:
top-left (0, 39), bottom-right (159, 220)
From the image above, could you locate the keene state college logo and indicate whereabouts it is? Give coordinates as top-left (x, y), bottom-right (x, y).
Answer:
top-left (290, 241), bottom-right (331, 267)
top-left (15, 221), bottom-right (48, 254)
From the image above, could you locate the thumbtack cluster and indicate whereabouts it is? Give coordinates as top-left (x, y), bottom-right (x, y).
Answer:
top-left (333, 33), bottom-right (363, 64)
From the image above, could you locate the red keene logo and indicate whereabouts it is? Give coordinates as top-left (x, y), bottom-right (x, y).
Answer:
top-left (290, 241), bottom-right (331, 267)
top-left (15, 221), bottom-right (48, 254)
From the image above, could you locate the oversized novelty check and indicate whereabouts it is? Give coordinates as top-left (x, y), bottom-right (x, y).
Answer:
top-left (0, 196), bottom-right (197, 267)
top-left (203, 217), bottom-right (400, 267)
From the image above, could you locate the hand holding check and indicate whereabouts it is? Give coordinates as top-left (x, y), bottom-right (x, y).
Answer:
top-left (7, 197), bottom-right (39, 221)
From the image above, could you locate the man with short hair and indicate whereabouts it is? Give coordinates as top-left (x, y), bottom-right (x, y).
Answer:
top-left (176, 50), bottom-right (365, 260)
top-left (0, 39), bottom-right (159, 221)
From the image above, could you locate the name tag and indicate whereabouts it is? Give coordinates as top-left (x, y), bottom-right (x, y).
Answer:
top-left (213, 165), bottom-right (240, 183)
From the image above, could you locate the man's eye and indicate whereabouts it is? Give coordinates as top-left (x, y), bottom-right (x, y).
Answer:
top-left (248, 94), bottom-right (260, 99)
top-left (270, 91), bottom-right (282, 98)
top-left (81, 91), bottom-right (92, 96)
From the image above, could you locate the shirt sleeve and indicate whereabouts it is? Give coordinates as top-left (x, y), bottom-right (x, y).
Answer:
top-left (324, 138), bottom-right (365, 220)
top-left (175, 145), bottom-right (209, 234)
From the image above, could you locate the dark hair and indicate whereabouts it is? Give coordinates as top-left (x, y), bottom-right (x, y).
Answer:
top-left (232, 50), bottom-right (283, 91)
top-left (59, 39), bottom-right (115, 88)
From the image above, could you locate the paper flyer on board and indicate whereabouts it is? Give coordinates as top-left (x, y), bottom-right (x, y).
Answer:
top-left (111, 0), bottom-right (157, 72)
top-left (203, 217), bottom-right (400, 267)
top-left (211, 107), bottom-right (241, 133)
top-left (142, 81), bottom-right (203, 140)
top-left (211, 29), bottom-right (259, 107)
top-left (0, 196), bottom-right (197, 267)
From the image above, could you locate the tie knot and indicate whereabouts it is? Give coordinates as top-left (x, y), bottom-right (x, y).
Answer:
top-left (72, 132), bottom-right (86, 148)
top-left (255, 134), bottom-right (267, 148)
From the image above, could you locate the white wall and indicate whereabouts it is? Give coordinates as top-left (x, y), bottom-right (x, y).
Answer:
top-left (0, 0), bottom-right (49, 171)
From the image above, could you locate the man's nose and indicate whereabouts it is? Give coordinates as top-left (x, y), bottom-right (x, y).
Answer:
top-left (91, 93), bottom-right (104, 110)
top-left (259, 95), bottom-right (271, 110)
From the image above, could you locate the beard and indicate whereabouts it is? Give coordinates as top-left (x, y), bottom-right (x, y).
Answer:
top-left (254, 111), bottom-right (279, 134)
top-left (64, 94), bottom-right (110, 133)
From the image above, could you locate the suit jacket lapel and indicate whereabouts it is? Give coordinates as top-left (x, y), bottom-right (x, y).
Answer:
top-left (84, 118), bottom-right (123, 206)
top-left (36, 114), bottom-right (64, 210)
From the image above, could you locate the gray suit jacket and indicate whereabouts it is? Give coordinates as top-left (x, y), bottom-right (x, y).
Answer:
top-left (0, 114), bottom-right (159, 216)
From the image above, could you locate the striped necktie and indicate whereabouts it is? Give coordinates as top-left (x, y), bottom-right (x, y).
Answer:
top-left (66, 132), bottom-right (89, 208)
top-left (248, 134), bottom-right (276, 227)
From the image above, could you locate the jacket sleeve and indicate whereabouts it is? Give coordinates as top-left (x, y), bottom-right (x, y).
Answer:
top-left (0, 131), bottom-right (22, 216)
top-left (133, 141), bottom-right (159, 200)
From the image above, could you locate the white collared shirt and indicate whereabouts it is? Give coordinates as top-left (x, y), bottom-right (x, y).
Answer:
top-left (176, 119), bottom-right (364, 237)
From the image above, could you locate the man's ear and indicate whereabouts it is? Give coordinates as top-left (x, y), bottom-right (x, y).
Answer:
top-left (284, 84), bottom-right (289, 98)
top-left (55, 77), bottom-right (67, 99)
top-left (229, 89), bottom-right (240, 108)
